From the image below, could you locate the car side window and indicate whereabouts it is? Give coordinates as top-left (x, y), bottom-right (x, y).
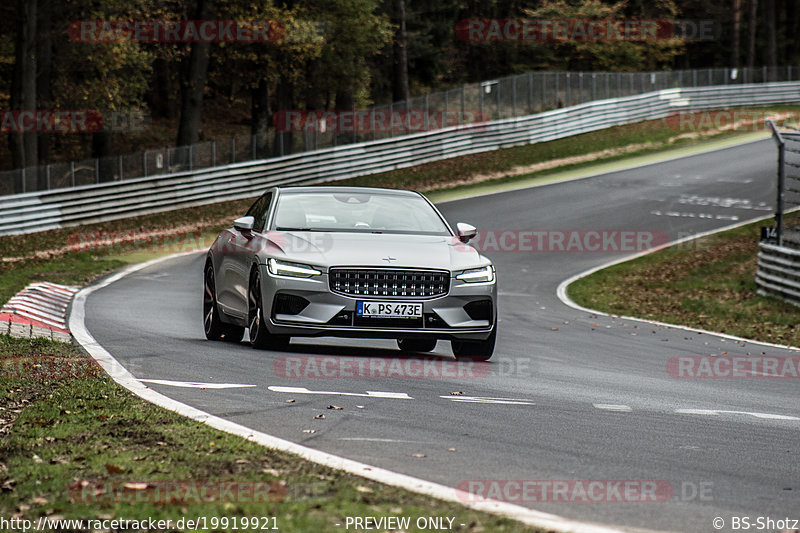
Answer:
top-left (245, 193), bottom-right (273, 232)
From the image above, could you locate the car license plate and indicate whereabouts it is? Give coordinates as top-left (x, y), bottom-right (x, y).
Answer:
top-left (357, 301), bottom-right (422, 318)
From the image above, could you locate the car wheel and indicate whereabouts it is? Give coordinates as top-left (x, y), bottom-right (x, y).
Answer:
top-left (451, 327), bottom-right (496, 361)
top-left (203, 264), bottom-right (244, 342)
top-left (397, 338), bottom-right (437, 353)
top-left (248, 269), bottom-right (290, 350)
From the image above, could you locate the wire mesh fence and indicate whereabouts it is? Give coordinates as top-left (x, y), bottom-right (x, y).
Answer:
top-left (3, 65), bottom-right (800, 196)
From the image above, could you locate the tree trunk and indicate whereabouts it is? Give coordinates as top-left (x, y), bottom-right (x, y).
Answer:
top-left (251, 78), bottom-right (271, 158)
top-left (392, 0), bottom-right (410, 103)
top-left (176, 0), bottom-right (214, 150)
top-left (36, 0), bottom-right (54, 188)
top-left (732, 0), bottom-right (742, 68)
top-left (151, 57), bottom-right (177, 119)
top-left (766, 0), bottom-right (777, 67)
top-left (747, 0), bottom-right (759, 70)
top-left (9, 0), bottom-right (37, 192)
top-left (273, 76), bottom-right (294, 156)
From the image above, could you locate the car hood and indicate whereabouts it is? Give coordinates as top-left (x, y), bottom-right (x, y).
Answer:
top-left (264, 231), bottom-right (487, 272)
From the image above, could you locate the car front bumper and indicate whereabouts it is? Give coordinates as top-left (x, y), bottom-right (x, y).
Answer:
top-left (260, 266), bottom-right (497, 341)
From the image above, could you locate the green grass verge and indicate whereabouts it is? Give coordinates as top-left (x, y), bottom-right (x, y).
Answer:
top-left (0, 336), bottom-right (536, 532)
top-left (568, 216), bottom-right (800, 348)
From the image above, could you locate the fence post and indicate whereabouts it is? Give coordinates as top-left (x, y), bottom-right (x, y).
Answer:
top-left (231, 137), bottom-right (236, 162)
top-left (143, 151), bottom-right (147, 177)
top-left (512, 77), bottom-right (517, 117)
top-left (70, 161), bottom-right (75, 187)
top-left (527, 71), bottom-right (533, 113)
top-left (21, 167), bottom-right (25, 193)
top-left (95, 159), bottom-right (100, 183)
top-left (118, 155), bottom-right (123, 180)
top-left (188, 145), bottom-right (193, 171)
top-left (555, 73), bottom-right (559, 107)
top-left (46, 164), bottom-right (51, 190)
top-left (211, 141), bottom-right (216, 166)
top-left (566, 72), bottom-right (571, 106)
top-left (443, 91), bottom-right (448, 128)
top-left (166, 147), bottom-right (171, 170)
top-left (460, 85), bottom-right (465, 124)
top-left (252, 135), bottom-right (257, 159)
top-left (424, 94), bottom-right (429, 130)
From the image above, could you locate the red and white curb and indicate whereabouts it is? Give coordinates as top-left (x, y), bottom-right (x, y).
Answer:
top-left (1, 282), bottom-right (77, 342)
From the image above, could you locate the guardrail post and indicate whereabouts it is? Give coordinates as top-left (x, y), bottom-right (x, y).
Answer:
top-left (768, 120), bottom-right (786, 246)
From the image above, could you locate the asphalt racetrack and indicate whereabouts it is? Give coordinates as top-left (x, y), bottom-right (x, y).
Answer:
top-left (82, 138), bottom-right (799, 533)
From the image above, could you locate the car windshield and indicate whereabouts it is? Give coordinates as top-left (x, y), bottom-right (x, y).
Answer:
top-left (272, 191), bottom-right (451, 235)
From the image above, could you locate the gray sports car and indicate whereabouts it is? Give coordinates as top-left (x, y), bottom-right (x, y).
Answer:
top-left (203, 186), bottom-right (497, 359)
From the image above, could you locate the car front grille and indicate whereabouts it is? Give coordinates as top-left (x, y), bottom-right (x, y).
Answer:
top-left (329, 268), bottom-right (449, 298)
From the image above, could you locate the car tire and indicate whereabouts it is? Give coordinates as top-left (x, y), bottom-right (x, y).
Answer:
top-left (204, 264), bottom-right (244, 342)
top-left (397, 338), bottom-right (437, 353)
top-left (248, 269), bottom-right (290, 350)
top-left (451, 327), bottom-right (496, 361)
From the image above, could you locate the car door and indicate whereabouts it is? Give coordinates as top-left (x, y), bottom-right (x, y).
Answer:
top-left (218, 192), bottom-right (273, 318)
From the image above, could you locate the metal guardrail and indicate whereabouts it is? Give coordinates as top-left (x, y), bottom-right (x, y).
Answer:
top-left (756, 242), bottom-right (800, 307)
top-left (4, 65), bottom-right (800, 197)
top-left (3, 82), bottom-right (800, 236)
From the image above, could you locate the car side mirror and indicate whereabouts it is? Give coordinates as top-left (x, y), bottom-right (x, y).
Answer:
top-left (456, 222), bottom-right (477, 243)
top-left (233, 216), bottom-right (255, 232)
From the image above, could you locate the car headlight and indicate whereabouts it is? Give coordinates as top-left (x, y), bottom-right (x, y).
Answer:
top-left (456, 265), bottom-right (495, 283)
top-left (268, 258), bottom-right (321, 278)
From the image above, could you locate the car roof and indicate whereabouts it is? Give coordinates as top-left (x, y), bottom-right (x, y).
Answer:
top-left (276, 186), bottom-right (420, 197)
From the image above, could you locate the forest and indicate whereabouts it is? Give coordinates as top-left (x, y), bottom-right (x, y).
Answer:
top-left (0, 0), bottom-right (796, 176)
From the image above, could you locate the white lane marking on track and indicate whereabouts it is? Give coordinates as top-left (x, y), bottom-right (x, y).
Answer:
top-left (338, 438), bottom-right (433, 443)
top-left (440, 395), bottom-right (535, 405)
top-left (140, 379), bottom-right (257, 389)
top-left (675, 409), bottom-right (800, 421)
top-left (269, 386), bottom-right (413, 399)
top-left (650, 210), bottom-right (739, 220)
top-left (593, 403), bottom-right (632, 412)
